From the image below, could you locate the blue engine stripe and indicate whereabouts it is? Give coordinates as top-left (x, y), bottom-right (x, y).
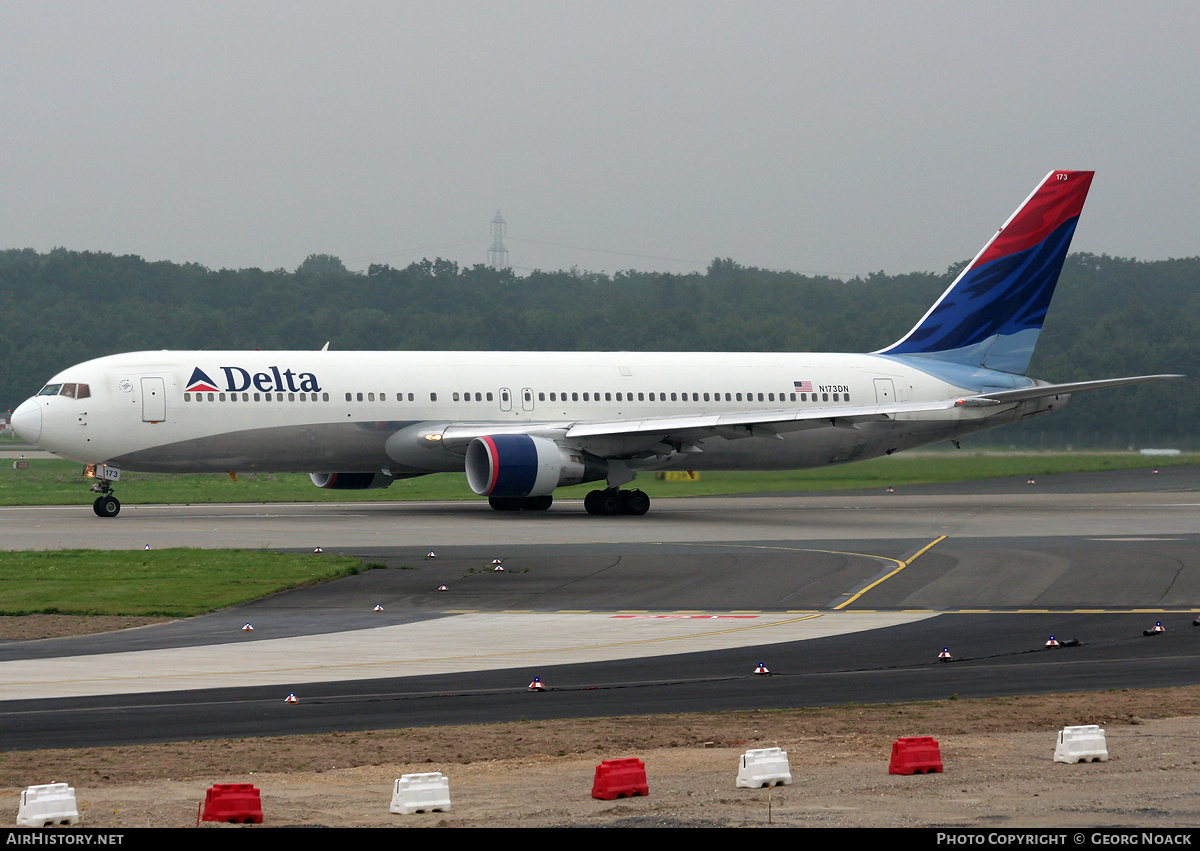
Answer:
top-left (487, 434), bottom-right (540, 497)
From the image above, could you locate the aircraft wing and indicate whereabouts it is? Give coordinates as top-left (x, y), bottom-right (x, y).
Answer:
top-left (561, 398), bottom-right (949, 440)
top-left (437, 373), bottom-right (1182, 457)
top-left (437, 397), bottom-right (962, 459)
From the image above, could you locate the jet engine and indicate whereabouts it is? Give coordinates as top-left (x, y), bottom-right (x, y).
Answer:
top-left (464, 434), bottom-right (606, 497)
top-left (309, 472), bottom-right (394, 490)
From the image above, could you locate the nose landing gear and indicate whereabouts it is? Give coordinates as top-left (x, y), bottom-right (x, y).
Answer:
top-left (90, 482), bottom-right (121, 517)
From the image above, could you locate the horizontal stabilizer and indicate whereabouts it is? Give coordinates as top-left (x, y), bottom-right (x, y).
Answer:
top-left (964, 374), bottom-right (1183, 405)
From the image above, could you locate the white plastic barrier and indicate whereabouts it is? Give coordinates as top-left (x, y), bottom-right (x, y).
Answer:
top-left (17, 783), bottom-right (81, 827)
top-left (736, 747), bottom-right (793, 788)
top-left (390, 772), bottom-right (452, 814)
top-left (1054, 725), bottom-right (1109, 763)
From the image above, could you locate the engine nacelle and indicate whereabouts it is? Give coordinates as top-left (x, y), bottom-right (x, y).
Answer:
top-left (465, 434), bottom-right (606, 497)
top-left (309, 472), bottom-right (394, 490)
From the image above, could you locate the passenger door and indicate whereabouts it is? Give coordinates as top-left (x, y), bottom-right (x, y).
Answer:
top-left (141, 377), bottom-right (166, 423)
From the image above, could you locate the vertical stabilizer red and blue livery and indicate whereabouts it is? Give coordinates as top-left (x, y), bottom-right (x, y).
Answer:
top-left (878, 170), bottom-right (1094, 375)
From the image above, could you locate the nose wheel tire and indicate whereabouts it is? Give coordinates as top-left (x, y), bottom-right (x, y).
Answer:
top-left (92, 495), bottom-right (121, 517)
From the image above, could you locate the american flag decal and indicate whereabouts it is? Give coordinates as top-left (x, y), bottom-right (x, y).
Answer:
top-left (793, 380), bottom-right (813, 393)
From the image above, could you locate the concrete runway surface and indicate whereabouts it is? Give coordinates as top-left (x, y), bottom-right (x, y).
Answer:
top-left (0, 464), bottom-right (1198, 747)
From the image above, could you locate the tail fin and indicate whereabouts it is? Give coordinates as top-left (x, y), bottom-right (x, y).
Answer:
top-left (877, 170), bottom-right (1094, 374)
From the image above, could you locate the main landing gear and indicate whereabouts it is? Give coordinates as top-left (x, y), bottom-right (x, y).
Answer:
top-left (90, 482), bottom-right (121, 517)
top-left (583, 488), bottom-right (650, 516)
top-left (487, 488), bottom-right (651, 516)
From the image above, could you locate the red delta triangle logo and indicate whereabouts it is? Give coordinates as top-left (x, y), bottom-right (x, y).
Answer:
top-left (185, 367), bottom-right (220, 393)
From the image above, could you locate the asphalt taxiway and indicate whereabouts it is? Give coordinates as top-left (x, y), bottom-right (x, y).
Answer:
top-left (1, 465), bottom-right (1198, 748)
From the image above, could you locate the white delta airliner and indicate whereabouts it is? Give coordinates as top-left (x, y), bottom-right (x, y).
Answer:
top-left (10, 171), bottom-right (1181, 518)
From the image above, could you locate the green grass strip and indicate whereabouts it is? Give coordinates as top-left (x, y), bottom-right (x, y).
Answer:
top-left (0, 549), bottom-right (370, 617)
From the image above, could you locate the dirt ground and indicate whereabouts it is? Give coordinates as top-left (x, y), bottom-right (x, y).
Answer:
top-left (4, 615), bottom-right (1200, 828)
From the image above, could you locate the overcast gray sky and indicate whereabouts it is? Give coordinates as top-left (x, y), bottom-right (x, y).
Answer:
top-left (2, 1), bottom-right (1196, 278)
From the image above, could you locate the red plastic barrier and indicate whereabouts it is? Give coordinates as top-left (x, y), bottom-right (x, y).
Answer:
top-left (888, 736), bottom-right (944, 775)
top-left (592, 757), bottom-right (649, 800)
top-left (200, 783), bottom-right (263, 824)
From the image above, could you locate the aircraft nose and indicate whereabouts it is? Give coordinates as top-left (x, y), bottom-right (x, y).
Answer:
top-left (10, 398), bottom-right (41, 443)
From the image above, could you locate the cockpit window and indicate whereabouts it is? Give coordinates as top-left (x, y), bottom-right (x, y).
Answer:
top-left (36, 383), bottom-right (89, 399)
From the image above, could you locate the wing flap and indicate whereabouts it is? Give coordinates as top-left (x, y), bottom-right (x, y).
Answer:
top-left (564, 399), bottom-right (956, 440)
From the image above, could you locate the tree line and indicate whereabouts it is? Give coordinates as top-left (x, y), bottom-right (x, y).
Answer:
top-left (1, 248), bottom-right (1195, 448)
